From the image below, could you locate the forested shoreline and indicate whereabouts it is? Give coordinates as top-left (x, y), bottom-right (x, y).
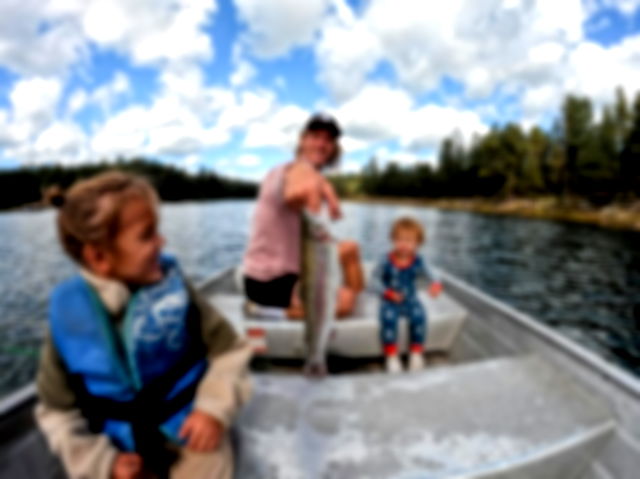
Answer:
top-left (0, 159), bottom-right (257, 210)
top-left (332, 88), bottom-right (640, 208)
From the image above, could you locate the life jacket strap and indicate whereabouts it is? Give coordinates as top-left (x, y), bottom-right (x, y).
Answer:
top-left (71, 346), bottom-right (206, 476)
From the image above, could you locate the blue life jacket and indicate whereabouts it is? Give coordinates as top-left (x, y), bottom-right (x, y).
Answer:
top-left (49, 255), bottom-right (207, 453)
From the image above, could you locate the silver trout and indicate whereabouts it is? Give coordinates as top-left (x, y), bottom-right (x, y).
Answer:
top-left (300, 211), bottom-right (340, 376)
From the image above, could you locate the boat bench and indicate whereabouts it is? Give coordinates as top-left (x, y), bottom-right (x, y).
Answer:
top-left (207, 291), bottom-right (467, 358)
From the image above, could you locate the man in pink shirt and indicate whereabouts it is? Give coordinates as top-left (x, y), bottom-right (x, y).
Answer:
top-left (242, 114), bottom-right (363, 318)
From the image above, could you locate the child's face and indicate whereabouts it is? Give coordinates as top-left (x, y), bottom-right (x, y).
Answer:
top-left (393, 228), bottom-right (421, 257)
top-left (103, 196), bottom-right (164, 285)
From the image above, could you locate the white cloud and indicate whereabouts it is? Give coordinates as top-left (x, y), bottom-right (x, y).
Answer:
top-left (0, 0), bottom-right (86, 76)
top-left (339, 159), bottom-right (364, 174)
top-left (181, 154), bottom-right (203, 173)
top-left (9, 77), bottom-right (63, 141)
top-left (90, 106), bottom-right (150, 158)
top-left (563, 36), bottom-right (640, 107)
top-left (80, 0), bottom-right (216, 67)
top-left (34, 122), bottom-right (87, 161)
top-left (235, 0), bottom-right (330, 57)
top-left (400, 104), bottom-right (488, 150)
top-left (0, 0), bottom-right (216, 77)
top-left (218, 90), bottom-right (276, 131)
top-left (340, 136), bottom-right (369, 153)
top-left (67, 89), bottom-right (89, 115)
top-left (315, 5), bottom-right (382, 101)
top-left (522, 84), bottom-right (562, 123)
top-left (159, 67), bottom-right (236, 121)
top-left (315, 0), bottom-right (586, 101)
top-left (244, 104), bottom-right (309, 150)
top-left (65, 72), bottom-right (132, 117)
top-left (90, 89), bottom-right (232, 160)
top-left (0, 110), bottom-right (16, 148)
top-left (331, 84), bottom-right (487, 154)
top-left (230, 60), bottom-right (257, 87)
top-left (90, 71), bottom-right (131, 113)
top-left (333, 84), bottom-right (413, 142)
top-left (596, 0), bottom-right (640, 15)
top-left (236, 153), bottom-right (261, 167)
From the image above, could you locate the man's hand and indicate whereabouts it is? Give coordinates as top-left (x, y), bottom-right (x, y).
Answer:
top-left (320, 179), bottom-right (342, 220)
top-left (284, 161), bottom-right (342, 219)
top-left (179, 410), bottom-right (224, 452)
top-left (112, 453), bottom-right (143, 479)
top-left (428, 282), bottom-right (443, 298)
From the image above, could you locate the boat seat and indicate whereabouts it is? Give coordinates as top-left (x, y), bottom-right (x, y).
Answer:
top-left (233, 355), bottom-right (615, 479)
top-left (207, 291), bottom-right (467, 358)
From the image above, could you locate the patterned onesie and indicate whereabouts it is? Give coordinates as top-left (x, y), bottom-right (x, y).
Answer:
top-left (371, 254), bottom-right (438, 353)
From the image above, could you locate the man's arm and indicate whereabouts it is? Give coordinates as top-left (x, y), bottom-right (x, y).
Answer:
top-left (283, 161), bottom-right (321, 211)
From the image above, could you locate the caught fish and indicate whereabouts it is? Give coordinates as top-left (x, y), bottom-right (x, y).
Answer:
top-left (300, 210), bottom-right (340, 377)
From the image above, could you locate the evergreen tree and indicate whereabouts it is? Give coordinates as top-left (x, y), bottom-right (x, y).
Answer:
top-left (361, 158), bottom-right (381, 195)
top-left (621, 92), bottom-right (640, 196)
top-left (522, 126), bottom-right (549, 194)
top-left (562, 95), bottom-right (593, 198)
top-left (614, 86), bottom-right (632, 150)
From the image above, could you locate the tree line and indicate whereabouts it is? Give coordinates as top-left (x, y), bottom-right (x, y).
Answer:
top-left (0, 159), bottom-right (257, 210)
top-left (336, 87), bottom-right (640, 206)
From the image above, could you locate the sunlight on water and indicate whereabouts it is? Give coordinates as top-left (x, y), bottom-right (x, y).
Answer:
top-left (1, 200), bottom-right (639, 398)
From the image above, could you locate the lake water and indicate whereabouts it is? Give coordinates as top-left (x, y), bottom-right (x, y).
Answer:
top-left (1, 200), bottom-right (639, 398)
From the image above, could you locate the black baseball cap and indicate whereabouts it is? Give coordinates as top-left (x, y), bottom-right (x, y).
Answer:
top-left (303, 113), bottom-right (341, 138)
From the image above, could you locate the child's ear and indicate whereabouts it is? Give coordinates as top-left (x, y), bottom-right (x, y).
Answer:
top-left (81, 243), bottom-right (112, 277)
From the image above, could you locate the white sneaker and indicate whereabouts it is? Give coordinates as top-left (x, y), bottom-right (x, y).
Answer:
top-left (408, 352), bottom-right (425, 372)
top-left (385, 355), bottom-right (402, 374)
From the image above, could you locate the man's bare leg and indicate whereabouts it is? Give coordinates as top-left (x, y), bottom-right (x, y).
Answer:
top-left (338, 241), bottom-right (364, 293)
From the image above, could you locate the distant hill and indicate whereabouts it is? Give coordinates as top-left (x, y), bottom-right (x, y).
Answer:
top-left (0, 159), bottom-right (257, 210)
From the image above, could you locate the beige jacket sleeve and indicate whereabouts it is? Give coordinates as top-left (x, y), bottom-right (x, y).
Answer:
top-left (34, 278), bottom-right (252, 479)
top-left (35, 333), bottom-right (118, 479)
top-left (187, 282), bottom-right (253, 428)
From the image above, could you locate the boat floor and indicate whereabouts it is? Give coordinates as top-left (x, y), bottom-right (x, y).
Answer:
top-left (234, 355), bottom-right (614, 479)
top-left (0, 355), bottom-right (614, 479)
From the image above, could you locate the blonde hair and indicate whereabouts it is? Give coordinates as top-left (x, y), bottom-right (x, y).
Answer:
top-left (56, 171), bottom-right (158, 263)
top-left (391, 217), bottom-right (425, 244)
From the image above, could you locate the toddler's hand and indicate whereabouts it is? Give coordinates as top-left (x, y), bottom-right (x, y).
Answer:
top-left (111, 452), bottom-right (143, 479)
top-left (179, 410), bottom-right (224, 452)
top-left (384, 289), bottom-right (404, 303)
top-left (428, 282), bottom-right (443, 298)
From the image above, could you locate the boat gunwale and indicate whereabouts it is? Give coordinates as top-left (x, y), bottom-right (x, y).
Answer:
top-left (2, 266), bottom-right (639, 418)
top-left (438, 268), bottom-right (640, 400)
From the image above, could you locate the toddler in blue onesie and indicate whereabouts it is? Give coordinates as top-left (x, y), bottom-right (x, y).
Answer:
top-left (371, 217), bottom-right (442, 373)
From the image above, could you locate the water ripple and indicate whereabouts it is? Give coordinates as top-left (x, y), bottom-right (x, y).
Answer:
top-left (1, 200), bottom-right (639, 398)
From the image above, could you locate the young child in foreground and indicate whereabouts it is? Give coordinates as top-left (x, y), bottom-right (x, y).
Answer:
top-left (35, 171), bottom-right (252, 479)
top-left (372, 217), bottom-right (443, 373)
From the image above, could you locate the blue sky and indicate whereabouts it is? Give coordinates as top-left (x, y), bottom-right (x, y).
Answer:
top-left (0, 0), bottom-right (639, 180)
